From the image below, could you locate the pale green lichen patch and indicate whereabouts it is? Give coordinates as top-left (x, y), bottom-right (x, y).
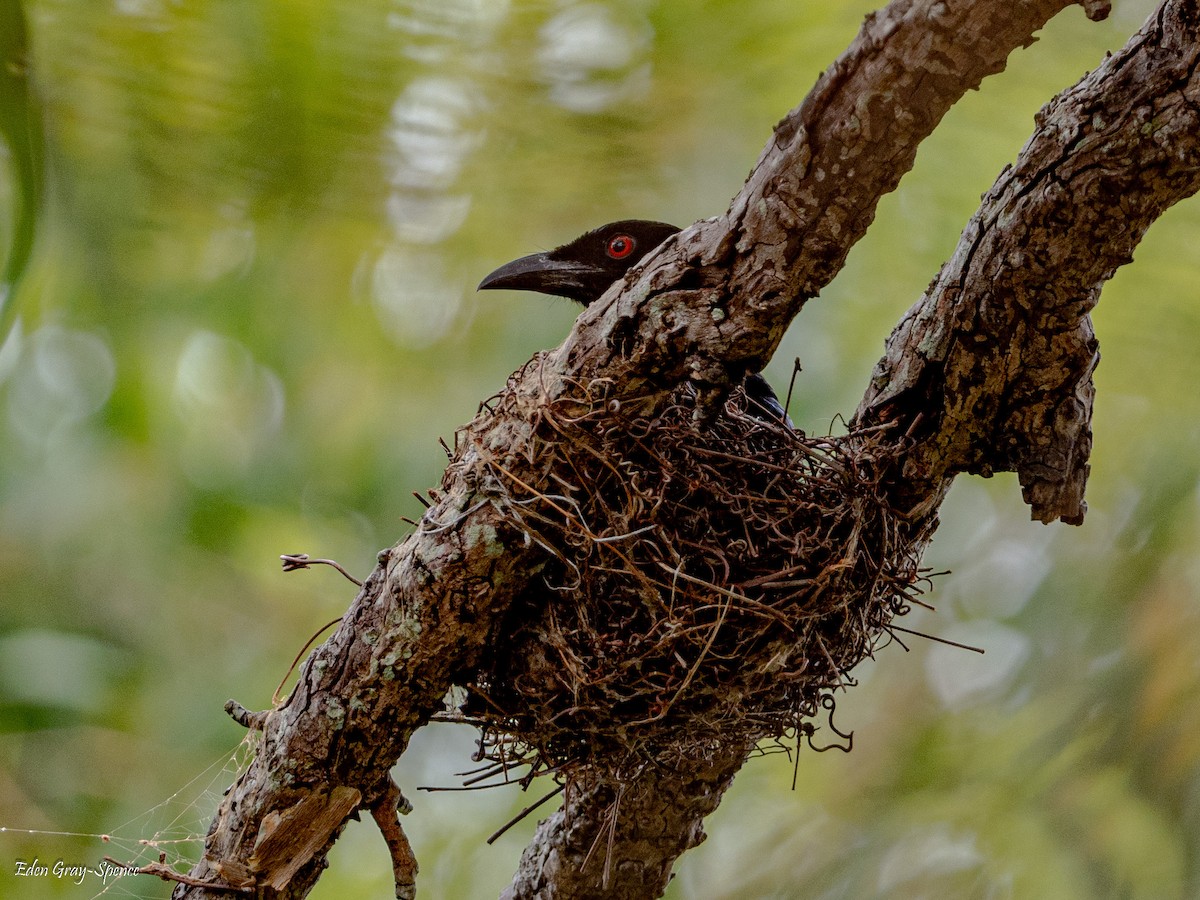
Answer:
top-left (325, 697), bottom-right (346, 729)
top-left (377, 637), bottom-right (417, 680)
top-left (395, 617), bottom-right (422, 642)
top-left (464, 522), bottom-right (505, 559)
top-left (387, 602), bottom-right (420, 626)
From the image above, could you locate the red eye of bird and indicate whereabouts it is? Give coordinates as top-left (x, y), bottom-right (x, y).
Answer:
top-left (606, 235), bottom-right (635, 259)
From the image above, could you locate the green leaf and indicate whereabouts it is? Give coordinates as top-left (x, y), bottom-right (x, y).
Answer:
top-left (0, 0), bottom-right (42, 337)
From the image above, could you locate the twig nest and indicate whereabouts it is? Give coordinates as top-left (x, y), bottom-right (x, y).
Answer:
top-left (463, 367), bottom-right (932, 772)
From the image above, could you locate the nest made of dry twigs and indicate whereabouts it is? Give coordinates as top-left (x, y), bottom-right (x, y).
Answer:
top-left (456, 362), bottom-right (934, 777)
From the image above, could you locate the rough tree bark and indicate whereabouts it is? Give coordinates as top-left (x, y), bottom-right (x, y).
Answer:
top-left (171, 1), bottom-right (1200, 898)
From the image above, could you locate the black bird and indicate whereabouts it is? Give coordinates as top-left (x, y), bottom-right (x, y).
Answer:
top-left (478, 220), bottom-right (790, 424)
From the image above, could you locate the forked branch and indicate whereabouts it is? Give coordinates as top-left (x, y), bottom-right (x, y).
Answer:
top-left (169, 2), bottom-right (1200, 899)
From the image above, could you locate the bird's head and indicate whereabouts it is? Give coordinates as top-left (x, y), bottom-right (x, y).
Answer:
top-left (477, 219), bottom-right (681, 305)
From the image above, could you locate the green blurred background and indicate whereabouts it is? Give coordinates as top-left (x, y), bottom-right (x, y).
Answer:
top-left (0, 1), bottom-right (1198, 898)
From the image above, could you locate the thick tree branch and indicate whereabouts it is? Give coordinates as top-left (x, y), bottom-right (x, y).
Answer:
top-left (558, 0), bottom-right (1083, 404)
top-left (168, 2), bottom-right (1200, 899)
top-left (856, 0), bottom-right (1200, 523)
top-left (502, 744), bottom-right (749, 900)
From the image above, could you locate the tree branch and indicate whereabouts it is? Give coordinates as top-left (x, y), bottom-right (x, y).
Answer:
top-left (856, 0), bottom-right (1200, 523)
top-left (502, 744), bottom-right (749, 900)
top-left (165, 1), bottom-right (1200, 899)
top-left (557, 0), bottom-right (1083, 403)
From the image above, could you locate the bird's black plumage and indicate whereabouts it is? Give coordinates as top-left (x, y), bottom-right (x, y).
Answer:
top-left (478, 220), bottom-right (790, 424)
top-left (477, 220), bottom-right (680, 305)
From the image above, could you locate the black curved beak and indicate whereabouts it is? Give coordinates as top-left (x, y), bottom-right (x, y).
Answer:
top-left (477, 252), bottom-right (600, 303)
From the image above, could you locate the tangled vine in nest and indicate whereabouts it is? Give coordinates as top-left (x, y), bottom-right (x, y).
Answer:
top-left (456, 362), bottom-right (936, 777)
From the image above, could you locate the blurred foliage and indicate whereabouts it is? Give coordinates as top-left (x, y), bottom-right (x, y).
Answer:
top-left (0, 1), bottom-right (1197, 898)
top-left (0, 0), bottom-right (41, 335)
